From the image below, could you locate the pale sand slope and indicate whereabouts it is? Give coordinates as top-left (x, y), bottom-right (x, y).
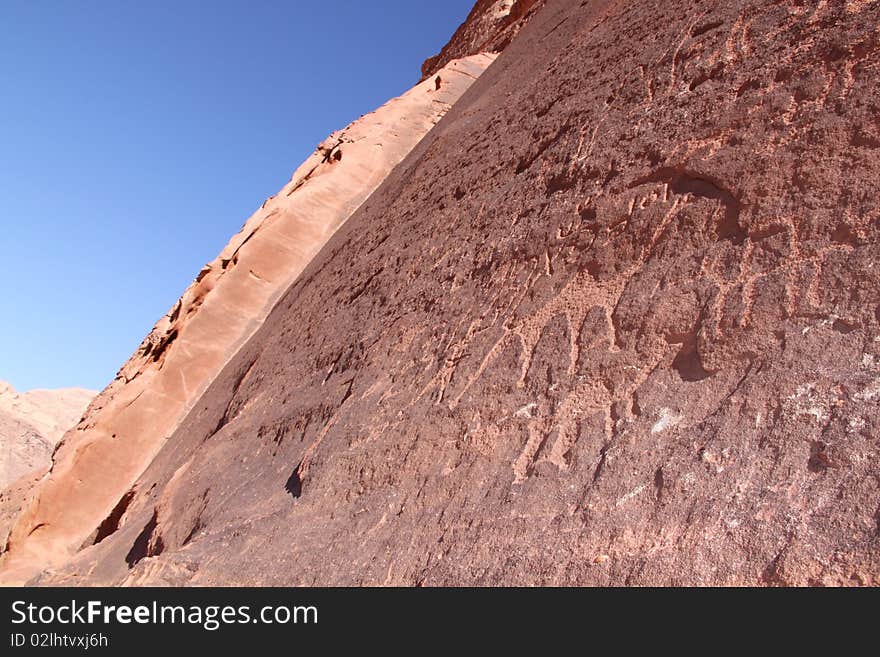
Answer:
top-left (0, 53), bottom-right (497, 584)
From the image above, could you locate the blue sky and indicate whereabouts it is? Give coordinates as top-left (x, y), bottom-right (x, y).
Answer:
top-left (0, 0), bottom-right (474, 392)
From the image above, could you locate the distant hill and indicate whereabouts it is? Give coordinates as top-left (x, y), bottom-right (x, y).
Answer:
top-left (0, 380), bottom-right (94, 488)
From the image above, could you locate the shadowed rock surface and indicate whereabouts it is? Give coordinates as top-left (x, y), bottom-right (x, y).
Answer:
top-left (7, 0), bottom-right (880, 585)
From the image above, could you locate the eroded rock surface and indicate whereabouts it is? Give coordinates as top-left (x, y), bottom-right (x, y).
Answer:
top-left (0, 54), bottom-right (496, 583)
top-left (0, 382), bottom-right (94, 550)
top-left (8, 0), bottom-right (880, 586)
top-left (422, 0), bottom-right (545, 78)
top-left (0, 381), bottom-right (94, 490)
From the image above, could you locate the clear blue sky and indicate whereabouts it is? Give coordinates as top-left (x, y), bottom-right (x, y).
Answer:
top-left (0, 0), bottom-right (474, 392)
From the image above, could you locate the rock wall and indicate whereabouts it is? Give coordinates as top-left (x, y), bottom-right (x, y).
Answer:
top-left (6, 0), bottom-right (880, 586)
top-left (0, 53), bottom-right (498, 584)
top-left (0, 381), bottom-right (94, 550)
top-left (422, 0), bottom-right (545, 78)
top-left (0, 381), bottom-right (94, 489)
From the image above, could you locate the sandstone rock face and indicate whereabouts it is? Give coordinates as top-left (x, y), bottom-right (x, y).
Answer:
top-left (7, 0), bottom-right (880, 586)
top-left (422, 0), bottom-right (544, 78)
top-left (0, 382), bottom-right (94, 551)
top-left (0, 54), bottom-right (496, 583)
top-left (0, 381), bottom-right (94, 490)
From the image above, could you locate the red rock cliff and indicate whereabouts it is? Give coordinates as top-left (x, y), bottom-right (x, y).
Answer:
top-left (421, 0), bottom-right (545, 78)
top-left (5, 0), bottom-right (880, 586)
top-left (0, 52), bottom-right (498, 583)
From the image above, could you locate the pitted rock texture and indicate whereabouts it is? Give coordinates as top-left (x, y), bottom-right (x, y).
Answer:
top-left (0, 54), bottom-right (496, 583)
top-left (11, 0), bottom-right (880, 586)
top-left (422, 0), bottom-right (545, 78)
